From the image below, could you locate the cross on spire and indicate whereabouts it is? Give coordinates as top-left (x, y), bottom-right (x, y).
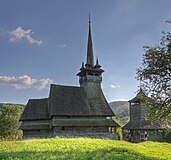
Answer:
top-left (89, 13), bottom-right (91, 25)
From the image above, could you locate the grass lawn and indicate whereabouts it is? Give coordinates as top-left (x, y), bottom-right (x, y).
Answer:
top-left (0, 138), bottom-right (171, 160)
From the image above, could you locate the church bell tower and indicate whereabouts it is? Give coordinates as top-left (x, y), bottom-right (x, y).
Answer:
top-left (77, 16), bottom-right (104, 96)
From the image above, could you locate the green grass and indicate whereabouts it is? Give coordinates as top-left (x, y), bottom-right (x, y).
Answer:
top-left (0, 138), bottom-right (171, 160)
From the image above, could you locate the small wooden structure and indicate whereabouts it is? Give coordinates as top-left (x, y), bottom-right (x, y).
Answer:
top-left (122, 89), bottom-right (164, 143)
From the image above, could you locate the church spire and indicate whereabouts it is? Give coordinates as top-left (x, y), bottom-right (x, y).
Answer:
top-left (77, 15), bottom-right (104, 79)
top-left (85, 14), bottom-right (94, 67)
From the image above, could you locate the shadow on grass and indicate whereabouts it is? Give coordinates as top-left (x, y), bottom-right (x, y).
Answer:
top-left (0, 147), bottom-right (160, 160)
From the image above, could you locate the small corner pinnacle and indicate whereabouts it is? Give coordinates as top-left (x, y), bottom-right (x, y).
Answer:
top-left (96, 57), bottom-right (99, 65)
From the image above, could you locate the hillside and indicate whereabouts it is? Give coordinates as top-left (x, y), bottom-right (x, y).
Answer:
top-left (0, 138), bottom-right (170, 160)
top-left (0, 103), bottom-right (25, 113)
top-left (109, 101), bottom-right (129, 126)
top-left (0, 103), bottom-right (2, 112)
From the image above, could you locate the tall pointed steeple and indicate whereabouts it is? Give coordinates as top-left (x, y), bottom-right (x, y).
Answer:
top-left (77, 15), bottom-right (104, 87)
top-left (85, 14), bottom-right (94, 67)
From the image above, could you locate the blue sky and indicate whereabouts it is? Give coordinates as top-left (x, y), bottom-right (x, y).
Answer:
top-left (0, 0), bottom-right (171, 104)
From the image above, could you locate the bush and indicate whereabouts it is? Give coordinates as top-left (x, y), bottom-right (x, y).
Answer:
top-left (162, 129), bottom-right (171, 143)
top-left (112, 117), bottom-right (122, 140)
top-left (115, 127), bottom-right (123, 140)
top-left (0, 104), bottom-right (23, 140)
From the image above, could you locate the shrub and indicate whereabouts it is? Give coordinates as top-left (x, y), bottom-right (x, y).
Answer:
top-left (0, 104), bottom-right (23, 140)
top-left (162, 129), bottom-right (171, 143)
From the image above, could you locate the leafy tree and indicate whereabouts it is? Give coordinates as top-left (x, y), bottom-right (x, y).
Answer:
top-left (0, 104), bottom-right (23, 140)
top-left (136, 31), bottom-right (171, 123)
top-left (162, 129), bottom-right (171, 143)
top-left (112, 117), bottom-right (123, 140)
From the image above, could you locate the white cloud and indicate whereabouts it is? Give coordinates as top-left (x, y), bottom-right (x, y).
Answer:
top-left (0, 75), bottom-right (52, 90)
top-left (110, 84), bottom-right (122, 89)
top-left (166, 20), bottom-right (171, 23)
top-left (8, 27), bottom-right (43, 45)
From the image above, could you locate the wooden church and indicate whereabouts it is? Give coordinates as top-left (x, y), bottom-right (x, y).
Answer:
top-left (122, 89), bottom-right (164, 143)
top-left (20, 18), bottom-right (119, 139)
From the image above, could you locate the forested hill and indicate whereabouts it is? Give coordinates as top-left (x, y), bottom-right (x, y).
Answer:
top-left (109, 101), bottom-right (129, 125)
top-left (0, 103), bottom-right (25, 113)
top-left (0, 103), bottom-right (2, 112)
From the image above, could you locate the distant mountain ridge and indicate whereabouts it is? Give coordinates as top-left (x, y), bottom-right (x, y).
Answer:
top-left (109, 101), bottom-right (129, 126)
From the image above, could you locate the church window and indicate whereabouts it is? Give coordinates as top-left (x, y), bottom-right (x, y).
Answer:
top-left (62, 127), bottom-right (65, 130)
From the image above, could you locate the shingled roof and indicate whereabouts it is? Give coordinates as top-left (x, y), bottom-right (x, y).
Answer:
top-left (128, 88), bottom-right (147, 103)
top-left (49, 84), bottom-right (114, 116)
top-left (53, 118), bottom-right (119, 127)
top-left (122, 119), bottom-right (163, 130)
top-left (20, 120), bottom-right (52, 130)
top-left (20, 98), bottom-right (50, 121)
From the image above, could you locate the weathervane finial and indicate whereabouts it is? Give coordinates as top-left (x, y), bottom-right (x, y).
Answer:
top-left (89, 13), bottom-right (91, 24)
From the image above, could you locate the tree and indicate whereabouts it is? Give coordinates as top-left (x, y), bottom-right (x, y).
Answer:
top-left (136, 31), bottom-right (171, 123)
top-left (0, 104), bottom-right (24, 140)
